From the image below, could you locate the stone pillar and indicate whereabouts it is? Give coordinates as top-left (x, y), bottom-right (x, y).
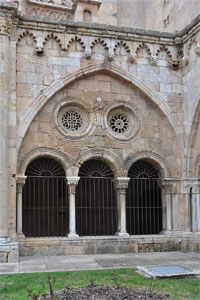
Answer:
top-left (161, 181), bottom-right (173, 233)
top-left (66, 176), bottom-right (80, 238)
top-left (16, 176), bottom-right (27, 238)
top-left (114, 177), bottom-right (130, 237)
top-left (191, 183), bottom-right (200, 233)
top-left (0, 5), bottom-right (15, 243)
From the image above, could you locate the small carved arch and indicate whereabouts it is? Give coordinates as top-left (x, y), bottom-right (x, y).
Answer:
top-left (135, 43), bottom-right (152, 57)
top-left (83, 9), bottom-right (92, 22)
top-left (74, 148), bottom-right (126, 178)
top-left (18, 147), bottom-right (72, 177)
top-left (114, 41), bottom-right (131, 54)
top-left (43, 33), bottom-right (63, 50)
top-left (66, 36), bottom-right (86, 51)
top-left (17, 30), bottom-right (37, 45)
top-left (155, 45), bottom-right (173, 59)
top-left (90, 38), bottom-right (109, 51)
top-left (124, 151), bottom-right (172, 178)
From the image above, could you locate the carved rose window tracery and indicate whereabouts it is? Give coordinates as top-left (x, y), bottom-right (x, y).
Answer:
top-left (110, 113), bottom-right (129, 134)
top-left (61, 110), bottom-right (83, 131)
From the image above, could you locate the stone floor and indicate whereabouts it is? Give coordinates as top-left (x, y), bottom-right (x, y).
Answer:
top-left (0, 251), bottom-right (200, 275)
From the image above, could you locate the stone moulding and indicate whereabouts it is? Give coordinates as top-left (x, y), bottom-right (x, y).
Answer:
top-left (74, 148), bottom-right (126, 177)
top-left (102, 101), bottom-right (141, 143)
top-left (18, 147), bottom-right (72, 176)
top-left (124, 150), bottom-right (172, 178)
top-left (52, 98), bottom-right (95, 140)
top-left (17, 63), bottom-right (184, 155)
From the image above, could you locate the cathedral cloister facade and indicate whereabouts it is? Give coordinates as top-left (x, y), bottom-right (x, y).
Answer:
top-left (1, 0), bottom-right (200, 262)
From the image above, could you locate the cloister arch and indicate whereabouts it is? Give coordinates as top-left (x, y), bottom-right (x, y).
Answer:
top-left (17, 63), bottom-right (183, 156)
top-left (18, 147), bottom-right (72, 177)
top-left (124, 150), bottom-right (173, 179)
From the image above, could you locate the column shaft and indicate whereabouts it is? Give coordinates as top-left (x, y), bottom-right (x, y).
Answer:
top-left (67, 176), bottom-right (80, 238)
top-left (0, 17), bottom-right (10, 238)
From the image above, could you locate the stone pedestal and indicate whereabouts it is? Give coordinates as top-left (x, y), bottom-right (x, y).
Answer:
top-left (66, 176), bottom-right (80, 238)
top-left (114, 177), bottom-right (130, 237)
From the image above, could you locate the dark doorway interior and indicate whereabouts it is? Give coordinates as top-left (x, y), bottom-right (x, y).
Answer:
top-left (76, 159), bottom-right (117, 236)
top-left (126, 160), bottom-right (162, 235)
top-left (22, 157), bottom-right (68, 237)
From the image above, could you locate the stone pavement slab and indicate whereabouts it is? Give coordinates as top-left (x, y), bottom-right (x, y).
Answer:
top-left (0, 252), bottom-right (200, 275)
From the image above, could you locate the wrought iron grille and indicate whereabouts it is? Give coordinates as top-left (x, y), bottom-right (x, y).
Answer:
top-left (76, 159), bottom-right (117, 236)
top-left (126, 160), bottom-right (163, 235)
top-left (22, 158), bottom-right (69, 237)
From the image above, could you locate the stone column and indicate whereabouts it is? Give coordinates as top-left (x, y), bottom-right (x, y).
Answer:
top-left (0, 6), bottom-right (15, 243)
top-left (66, 176), bottom-right (80, 238)
top-left (191, 183), bottom-right (200, 233)
top-left (16, 176), bottom-right (27, 238)
top-left (161, 181), bottom-right (172, 233)
top-left (114, 177), bottom-right (130, 237)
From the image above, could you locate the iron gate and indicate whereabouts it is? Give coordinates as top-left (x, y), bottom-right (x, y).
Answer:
top-left (126, 160), bottom-right (163, 235)
top-left (76, 159), bottom-right (117, 236)
top-left (22, 158), bottom-right (69, 237)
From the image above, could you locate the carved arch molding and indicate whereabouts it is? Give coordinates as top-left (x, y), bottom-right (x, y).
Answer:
top-left (18, 147), bottom-right (173, 179)
top-left (17, 63), bottom-right (183, 156)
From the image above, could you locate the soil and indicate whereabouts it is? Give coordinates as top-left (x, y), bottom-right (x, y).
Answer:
top-left (45, 285), bottom-right (170, 299)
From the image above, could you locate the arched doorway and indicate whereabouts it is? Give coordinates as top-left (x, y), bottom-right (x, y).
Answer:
top-left (22, 157), bottom-right (68, 237)
top-left (126, 160), bottom-right (162, 235)
top-left (76, 159), bottom-right (117, 236)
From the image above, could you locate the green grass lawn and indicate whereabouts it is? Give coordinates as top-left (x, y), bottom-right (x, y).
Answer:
top-left (0, 269), bottom-right (200, 300)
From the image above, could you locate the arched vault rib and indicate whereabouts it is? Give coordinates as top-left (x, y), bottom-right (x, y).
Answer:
top-left (17, 63), bottom-right (184, 157)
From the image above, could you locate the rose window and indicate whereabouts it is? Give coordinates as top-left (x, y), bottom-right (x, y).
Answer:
top-left (61, 110), bottom-right (83, 131)
top-left (110, 114), bottom-right (129, 134)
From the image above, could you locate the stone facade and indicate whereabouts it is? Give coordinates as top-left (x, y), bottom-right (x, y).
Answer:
top-left (1, 0), bottom-right (200, 262)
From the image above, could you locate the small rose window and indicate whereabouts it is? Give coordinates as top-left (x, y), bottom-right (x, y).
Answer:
top-left (110, 113), bottom-right (129, 133)
top-left (62, 110), bottom-right (83, 131)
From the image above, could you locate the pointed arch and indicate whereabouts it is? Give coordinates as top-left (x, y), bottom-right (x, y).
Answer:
top-left (17, 63), bottom-right (183, 155)
top-left (186, 97), bottom-right (200, 176)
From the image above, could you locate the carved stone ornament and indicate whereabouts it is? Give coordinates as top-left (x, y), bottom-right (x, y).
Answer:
top-left (149, 55), bottom-right (158, 66)
top-left (53, 98), bottom-right (95, 140)
top-left (102, 101), bottom-right (141, 143)
top-left (114, 177), bottom-right (130, 189)
top-left (170, 59), bottom-right (180, 70)
top-left (0, 17), bottom-right (13, 38)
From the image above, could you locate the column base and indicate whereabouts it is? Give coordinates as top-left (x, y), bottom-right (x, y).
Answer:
top-left (0, 238), bottom-right (19, 263)
top-left (67, 233), bottom-right (79, 239)
top-left (115, 232), bottom-right (130, 238)
top-left (17, 233), bottom-right (25, 242)
top-left (0, 236), bottom-right (11, 244)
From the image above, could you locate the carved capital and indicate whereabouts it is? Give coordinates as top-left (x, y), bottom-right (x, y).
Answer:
top-left (114, 177), bottom-right (130, 190)
top-left (0, 17), bottom-right (13, 38)
top-left (16, 176), bottom-right (27, 193)
top-left (0, 6), bottom-right (16, 38)
top-left (66, 176), bottom-right (80, 193)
